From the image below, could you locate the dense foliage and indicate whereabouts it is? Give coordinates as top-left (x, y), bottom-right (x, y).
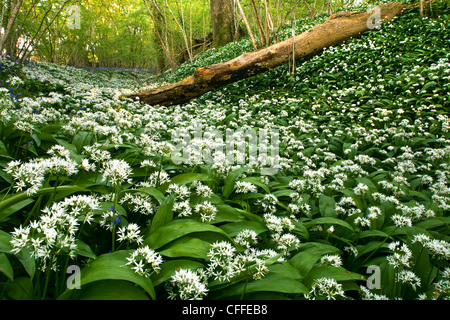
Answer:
top-left (0, 1), bottom-right (449, 300)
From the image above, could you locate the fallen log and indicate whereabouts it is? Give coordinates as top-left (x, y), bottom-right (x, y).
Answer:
top-left (124, 1), bottom-right (411, 107)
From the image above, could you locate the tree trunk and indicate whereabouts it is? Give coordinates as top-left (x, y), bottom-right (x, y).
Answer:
top-left (124, 1), bottom-right (409, 107)
top-left (211, 0), bottom-right (235, 48)
top-left (0, 0), bottom-right (23, 55)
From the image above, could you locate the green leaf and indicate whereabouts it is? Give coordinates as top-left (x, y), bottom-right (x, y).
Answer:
top-left (219, 220), bottom-right (268, 238)
top-left (149, 194), bottom-right (175, 233)
top-left (152, 259), bottom-right (205, 286)
top-left (238, 176), bottom-right (271, 194)
top-left (159, 236), bottom-right (212, 259)
top-left (59, 250), bottom-right (155, 300)
top-left (122, 187), bottom-right (165, 204)
top-left (222, 167), bottom-right (250, 199)
top-left (75, 240), bottom-right (97, 259)
top-left (303, 217), bottom-right (354, 232)
top-left (220, 273), bottom-right (309, 297)
top-left (64, 280), bottom-right (150, 300)
top-left (145, 219), bottom-right (233, 249)
top-left (5, 277), bottom-right (35, 300)
top-left (319, 195), bottom-right (336, 217)
top-left (304, 265), bottom-right (365, 287)
top-left (0, 186), bottom-right (88, 221)
top-left (160, 173), bottom-right (211, 192)
top-left (0, 253), bottom-right (13, 281)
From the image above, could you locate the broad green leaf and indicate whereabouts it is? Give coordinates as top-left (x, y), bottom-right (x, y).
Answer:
top-left (0, 186), bottom-right (88, 221)
top-left (5, 277), bottom-right (35, 300)
top-left (238, 176), bottom-right (271, 194)
top-left (304, 265), bottom-right (365, 287)
top-left (222, 166), bottom-right (250, 199)
top-left (76, 240), bottom-right (97, 259)
top-left (319, 195), bottom-right (336, 217)
top-left (152, 259), bottom-right (205, 286)
top-left (59, 250), bottom-right (155, 300)
top-left (303, 217), bottom-right (354, 232)
top-left (0, 253), bottom-right (13, 281)
top-left (149, 194), bottom-right (175, 233)
top-left (65, 280), bottom-right (150, 300)
top-left (220, 273), bottom-right (309, 297)
top-left (0, 229), bottom-right (35, 278)
top-left (159, 236), bottom-right (212, 259)
top-left (146, 219), bottom-right (233, 249)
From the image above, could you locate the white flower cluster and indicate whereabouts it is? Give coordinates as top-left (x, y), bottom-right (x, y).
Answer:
top-left (5, 145), bottom-right (79, 195)
top-left (10, 195), bottom-right (99, 271)
top-left (167, 268), bottom-right (209, 300)
top-left (126, 245), bottom-right (163, 278)
top-left (306, 277), bottom-right (346, 300)
top-left (387, 241), bottom-right (413, 269)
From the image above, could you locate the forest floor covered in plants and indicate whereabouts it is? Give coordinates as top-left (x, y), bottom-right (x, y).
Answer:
top-left (0, 1), bottom-right (449, 300)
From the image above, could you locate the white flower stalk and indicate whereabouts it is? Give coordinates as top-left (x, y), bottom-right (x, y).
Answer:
top-left (234, 229), bottom-right (258, 249)
top-left (206, 241), bottom-right (237, 282)
top-left (126, 245), bottom-right (163, 277)
top-left (117, 223), bottom-right (144, 245)
top-left (387, 241), bottom-right (413, 269)
top-left (412, 234), bottom-right (450, 260)
top-left (235, 181), bottom-right (258, 194)
top-left (101, 159), bottom-right (133, 186)
top-left (167, 268), bottom-right (209, 300)
top-left (10, 202), bottom-right (81, 272)
top-left (194, 201), bottom-right (217, 222)
top-left (396, 270), bottom-right (421, 291)
top-left (308, 277), bottom-right (346, 300)
top-left (320, 254), bottom-right (343, 268)
top-left (173, 200), bottom-right (193, 218)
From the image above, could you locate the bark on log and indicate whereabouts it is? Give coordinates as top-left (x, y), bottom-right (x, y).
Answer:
top-left (124, 1), bottom-right (410, 107)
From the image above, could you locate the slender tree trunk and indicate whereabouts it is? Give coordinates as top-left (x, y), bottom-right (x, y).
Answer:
top-left (0, 0), bottom-right (23, 55)
top-left (124, 2), bottom-right (410, 107)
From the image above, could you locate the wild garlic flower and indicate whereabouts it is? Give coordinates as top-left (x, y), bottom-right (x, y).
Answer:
top-left (354, 183), bottom-right (369, 196)
top-left (335, 197), bottom-right (361, 217)
top-left (391, 214), bottom-right (413, 227)
top-left (173, 200), bottom-right (193, 218)
top-left (234, 229), bottom-right (258, 249)
top-left (10, 202), bottom-right (80, 271)
top-left (257, 194), bottom-right (278, 214)
top-left (167, 184), bottom-right (190, 200)
top-left (320, 254), bottom-right (343, 268)
top-left (206, 241), bottom-right (238, 282)
top-left (387, 241), bottom-right (413, 269)
top-left (396, 270), bottom-right (421, 291)
top-left (117, 223), bottom-right (144, 245)
top-left (167, 268), bottom-right (209, 300)
top-left (274, 233), bottom-right (300, 255)
top-left (194, 201), bottom-right (217, 222)
top-left (101, 159), bottom-right (133, 186)
top-left (359, 286), bottom-right (389, 300)
top-left (308, 277), bottom-right (346, 300)
top-left (126, 245), bottom-right (163, 277)
top-left (263, 213), bottom-right (294, 234)
top-left (191, 181), bottom-right (213, 198)
top-left (235, 181), bottom-right (258, 194)
top-left (120, 192), bottom-right (155, 216)
top-left (412, 234), bottom-right (450, 260)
